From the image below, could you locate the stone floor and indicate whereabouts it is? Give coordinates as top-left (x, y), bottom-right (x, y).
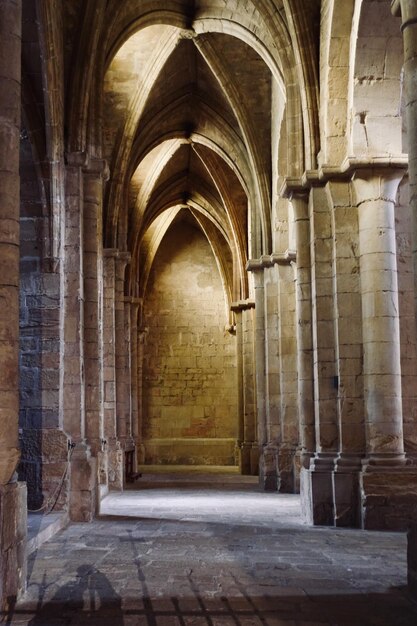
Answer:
top-left (4, 478), bottom-right (417, 625)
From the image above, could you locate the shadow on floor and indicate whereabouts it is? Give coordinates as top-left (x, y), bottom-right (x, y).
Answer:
top-left (3, 588), bottom-right (417, 626)
top-left (2, 565), bottom-right (123, 626)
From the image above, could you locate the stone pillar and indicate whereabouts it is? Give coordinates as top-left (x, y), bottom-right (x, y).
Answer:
top-left (392, 11), bottom-right (417, 568)
top-left (0, 0), bottom-right (22, 488)
top-left (124, 297), bottom-right (133, 446)
top-left (114, 252), bottom-right (130, 483)
top-left (277, 262), bottom-right (299, 493)
top-left (130, 298), bottom-right (141, 471)
top-left (291, 193), bottom-right (315, 470)
top-left (234, 307), bottom-right (244, 457)
top-left (392, 0), bottom-right (417, 332)
top-left (0, 2), bottom-right (28, 607)
top-left (248, 266), bottom-right (269, 488)
top-left (137, 325), bottom-right (147, 465)
top-left (354, 171), bottom-right (405, 466)
top-left (354, 169), bottom-right (417, 529)
top-left (263, 265), bottom-right (280, 491)
top-left (232, 300), bottom-right (257, 474)
top-left (327, 180), bottom-right (364, 527)
top-left (83, 161), bottom-right (106, 456)
top-left (64, 154), bottom-right (96, 522)
top-left (301, 185), bottom-right (339, 525)
top-left (102, 249), bottom-right (123, 490)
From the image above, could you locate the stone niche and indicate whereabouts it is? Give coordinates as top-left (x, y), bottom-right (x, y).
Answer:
top-left (142, 216), bottom-right (238, 468)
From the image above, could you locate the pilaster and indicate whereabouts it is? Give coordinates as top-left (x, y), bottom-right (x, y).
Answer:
top-left (102, 249), bottom-right (123, 491)
top-left (129, 298), bottom-right (142, 473)
top-left (231, 300), bottom-right (256, 475)
top-left (301, 185), bottom-right (338, 525)
top-left (63, 153), bottom-right (97, 521)
top-left (247, 252), bottom-right (298, 492)
top-left (114, 252), bottom-right (131, 461)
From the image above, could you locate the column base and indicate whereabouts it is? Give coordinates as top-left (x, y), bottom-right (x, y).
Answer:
top-left (360, 463), bottom-right (417, 530)
top-left (258, 443), bottom-right (278, 491)
top-left (107, 439), bottom-right (124, 491)
top-left (69, 444), bottom-right (97, 522)
top-left (277, 444), bottom-right (298, 493)
top-left (300, 456), bottom-right (335, 526)
top-left (0, 481), bottom-right (27, 611)
top-left (332, 455), bottom-right (362, 528)
top-left (97, 447), bottom-right (108, 500)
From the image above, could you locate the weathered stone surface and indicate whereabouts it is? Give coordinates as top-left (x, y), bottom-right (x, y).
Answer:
top-left (2, 0), bottom-right (417, 606)
top-left (142, 219), bottom-right (239, 468)
top-left (0, 482), bottom-right (27, 610)
top-left (360, 469), bottom-right (417, 530)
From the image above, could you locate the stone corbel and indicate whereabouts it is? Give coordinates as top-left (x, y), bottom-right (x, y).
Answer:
top-left (84, 156), bottom-right (110, 181)
top-left (65, 150), bottom-right (89, 168)
top-left (231, 299), bottom-right (256, 312)
top-left (246, 251), bottom-right (296, 272)
top-left (392, 0), bottom-right (417, 26)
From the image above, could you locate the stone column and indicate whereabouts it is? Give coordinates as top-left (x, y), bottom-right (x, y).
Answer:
top-left (392, 0), bottom-right (417, 332)
top-left (0, 0), bottom-right (21, 485)
top-left (83, 160), bottom-right (106, 456)
top-left (234, 307), bottom-right (244, 453)
top-left (291, 193), bottom-right (315, 469)
top-left (64, 154), bottom-right (96, 522)
top-left (354, 171), bottom-right (405, 465)
top-left (102, 249), bottom-right (123, 490)
top-left (247, 265), bottom-right (269, 488)
top-left (232, 300), bottom-right (256, 474)
top-left (124, 297), bottom-right (133, 446)
top-left (277, 262), bottom-right (299, 493)
top-left (137, 328), bottom-right (146, 465)
top-left (0, 0), bottom-right (27, 608)
top-left (114, 252), bottom-right (131, 484)
top-left (327, 180), bottom-right (365, 527)
top-left (130, 298), bottom-right (141, 470)
top-left (354, 169), bottom-right (417, 529)
top-left (301, 185), bottom-right (339, 525)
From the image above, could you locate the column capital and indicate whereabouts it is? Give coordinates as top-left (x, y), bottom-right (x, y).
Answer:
top-left (103, 247), bottom-right (119, 259)
top-left (103, 248), bottom-right (131, 266)
top-left (83, 157), bottom-right (110, 181)
top-left (231, 299), bottom-right (255, 312)
top-left (352, 168), bottom-right (405, 205)
top-left (65, 151), bottom-right (89, 168)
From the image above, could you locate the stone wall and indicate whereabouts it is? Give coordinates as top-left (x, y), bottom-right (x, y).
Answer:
top-left (18, 130), bottom-right (65, 510)
top-left (142, 217), bottom-right (238, 467)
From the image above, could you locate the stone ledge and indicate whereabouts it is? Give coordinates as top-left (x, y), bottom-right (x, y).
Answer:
top-left (27, 511), bottom-right (69, 556)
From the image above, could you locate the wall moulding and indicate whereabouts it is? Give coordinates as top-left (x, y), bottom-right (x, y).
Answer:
top-left (280, 156), bottom-right (409, 198)
top-left (246, 251), bottom-right (296, 272)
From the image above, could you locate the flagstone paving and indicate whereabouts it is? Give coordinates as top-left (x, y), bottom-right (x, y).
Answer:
top-left (5, 481), bottom-right (417, 625)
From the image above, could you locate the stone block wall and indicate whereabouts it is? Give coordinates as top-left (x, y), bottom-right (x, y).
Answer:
top-left (142, 217), bottom-right (238, 467)
top-left (18, 129), bottom-right (64, 509)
